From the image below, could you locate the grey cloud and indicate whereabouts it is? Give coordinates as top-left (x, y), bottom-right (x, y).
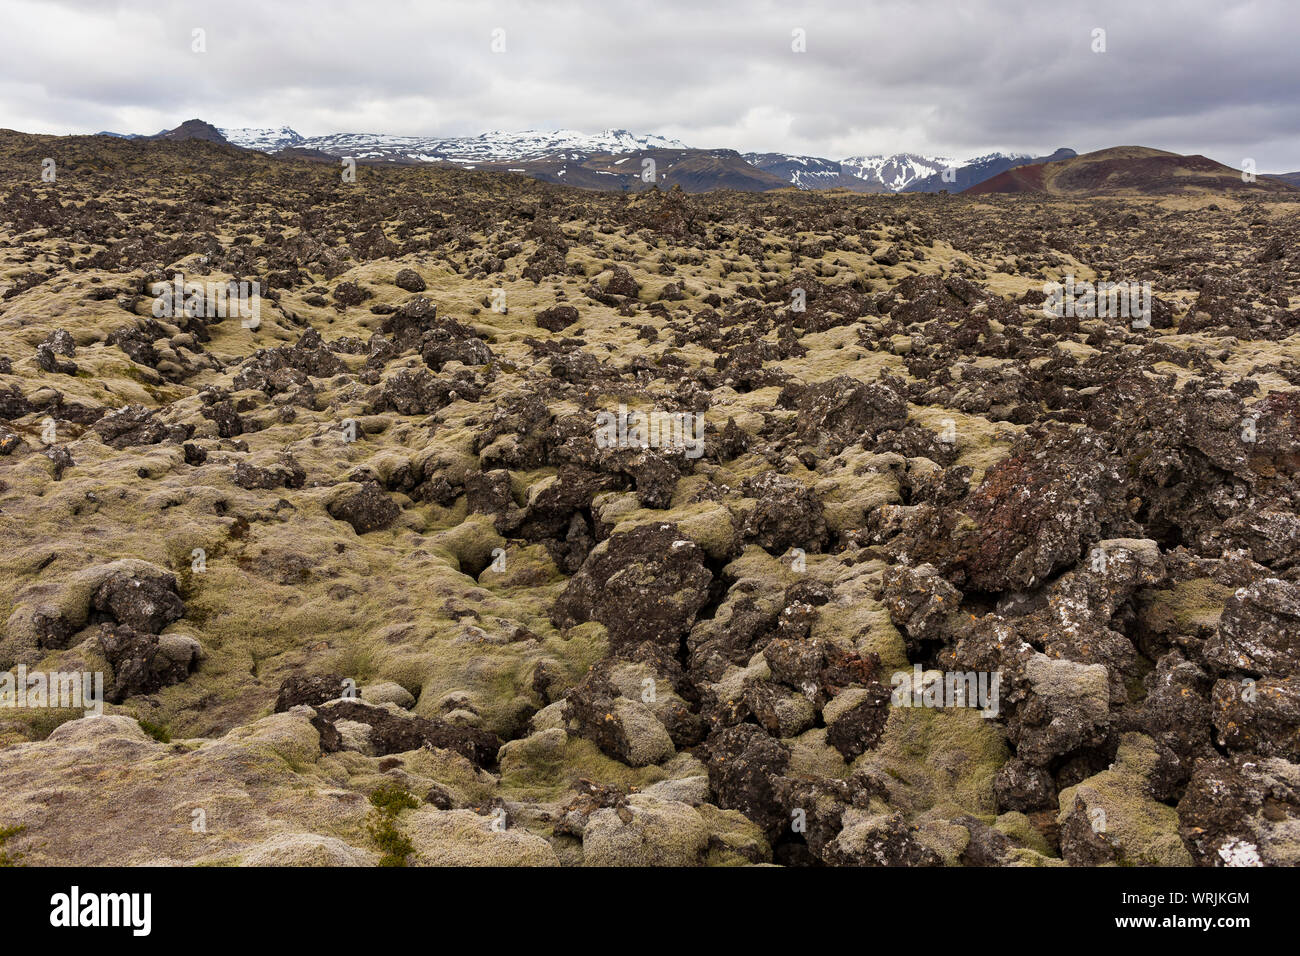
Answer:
top-left (1, 0), bottom-right (1296, 170)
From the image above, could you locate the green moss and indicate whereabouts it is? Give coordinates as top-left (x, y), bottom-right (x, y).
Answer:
top-left (696, 804), bottom-right (771, 866)
top-left (429, 513), bottom-right (505, 574)
top-left (136, 718), bottom-right (171, 743)
top-left (995, 811), bottom-right (1055, 857)
top-left (860, 707), bottom-right (1010, 818)
top-left (497, 730), bottom-right (671, 801)
top-left (332, 645), bottom-right (378, 684)
top-left (0, 823), bottom-right (25, 866)
top-left (24, 708), bottom-right (82, 741)
top-left (1056, 733), bottom-right (1193, 866)
top-left (367, 817), bottom-right (413, 867)
top-left (1141, 578), bottom-right (1233, 633)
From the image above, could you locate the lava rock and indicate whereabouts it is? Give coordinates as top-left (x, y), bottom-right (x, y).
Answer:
top-left (91, 570), bottom-right (185, 633)
top-left (327, 481), bottom-right (401, 534)
top-left (551, 523), bottom-right (713, 653)
top-left (535, 305), bottom-right (579, 332)
top-left (394, 268), bottom-right (426, 292)
top-left (274, 672), bottom-right (352, 712)
top-left (98, 624), bottom-right (201, 703)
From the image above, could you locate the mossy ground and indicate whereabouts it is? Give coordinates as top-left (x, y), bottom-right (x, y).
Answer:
top-left (0, 132), bottom-right (1295, 865)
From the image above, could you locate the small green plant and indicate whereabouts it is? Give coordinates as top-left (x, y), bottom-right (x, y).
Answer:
top-left (370, 783), bottom-right (419, 816)
top-left (367, 784), bottom-right (419, 866)
top-left (0, 824), bottom-right (26, 866)
top-left (136, 718), bottom-right (171, 743)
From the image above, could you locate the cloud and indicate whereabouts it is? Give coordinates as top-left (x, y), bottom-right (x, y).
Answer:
top-left (1, 0), bottom-right (1296, 170)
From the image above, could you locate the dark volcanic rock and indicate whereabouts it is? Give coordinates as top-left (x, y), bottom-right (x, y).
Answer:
top-left (704, 723), bottom-right (790, 840)
top-left (393, 268), bottom-right (426, 292)
top-left (92, 404), bottom-right (173, 448)
top-left (1204, 577), bottom-right (1300, 677)
top-left (740, 471), bottom-right (828, 554)
top-left (993, 758), bottom-right (1058, 812)
top-left (824, 683), bottom-right (892, 759)
top-left (98, 624), bottom-right (201, 703)
top-left (327, 481), bottom-right (401, 534)
top-left (1211, 676), bottom-right (1300, 760)
top-left (232, 455), bottom-right (306, 490)
top-left (91, 570), bottom-right (185, 633)
top-left (1178, 756), bottom-right (1300, 866)
top-left (551, 523), bottom-right (713, 653)
top-left (880, 562), bottom-right (962, 654)
top-left (604, 266), bottom-right (641, 299)
top-left (535, 305), bottom-right (580, 332)
top-left (274, 672), bottom-right (351, 712)
top-left (794, 375), bottom-right (908, 454)
top-left (313, 699), bottom-right (501, 768)
top-left (822, 811), bottom-right (944, 866)
top-left (962, 427), bottom-right (1126, 591)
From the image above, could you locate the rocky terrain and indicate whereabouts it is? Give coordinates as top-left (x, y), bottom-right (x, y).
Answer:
top-left (0, 128), bottom-right (1298, 868)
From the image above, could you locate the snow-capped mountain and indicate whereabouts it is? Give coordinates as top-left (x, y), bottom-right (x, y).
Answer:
top-left (747, 151), bottom-right (962, 193)
top-left (219, 126), bottom-right (306, 151)
top-left (902, 149), bottom-right (1076, 193)
top-left (225, 127), bottom-right (688, 164)
top-left (960, 151), bottom-right (1033, 166)
top-left (839, 153), bottom-right (958, 192)
top-left (742, 153), bottom-right (889, 192)
top-left (743, 153), bottom-right (843, 188)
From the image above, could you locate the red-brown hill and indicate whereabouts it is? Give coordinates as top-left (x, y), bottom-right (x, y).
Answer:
top-left (964, 146), bottom-right (1297, 196)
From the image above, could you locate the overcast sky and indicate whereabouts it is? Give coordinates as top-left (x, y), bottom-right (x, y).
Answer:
top-left (2, 0), bottom-right (1297, 171)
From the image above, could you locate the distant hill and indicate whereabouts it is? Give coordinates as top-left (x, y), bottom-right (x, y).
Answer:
top-left (1265, 171), bottom-right (1300, 188)
top-left (469, 147), bottom-right (792, 193)
top-left (744, 152), bottom-right (958, 193)
top-left (745, 150), bottom-right (1087, 194)
top-left (150, 119), bottom-right (227, 143)
top-left (964, 146), bottom-right (1299, 196)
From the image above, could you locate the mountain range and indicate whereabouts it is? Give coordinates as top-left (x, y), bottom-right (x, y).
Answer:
top-left (221, 126), bottom-right (690, 162)
top-left (901, 149), bottom-right (1078, 192)
top-left (89, 119), bottom-right (1297, 196)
